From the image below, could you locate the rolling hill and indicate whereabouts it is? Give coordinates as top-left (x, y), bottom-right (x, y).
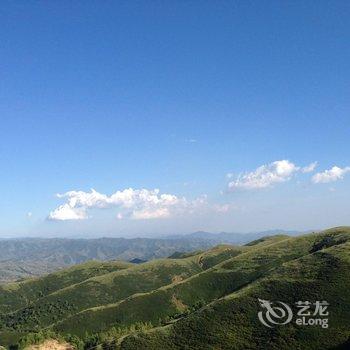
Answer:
top-left (0, 227), bottom-right (349, 350)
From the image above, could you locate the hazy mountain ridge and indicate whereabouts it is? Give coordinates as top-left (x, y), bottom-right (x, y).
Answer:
top-left (0, 237), bottom-right (214, 283)
top-left (173, 229), bottom-right (305, 244)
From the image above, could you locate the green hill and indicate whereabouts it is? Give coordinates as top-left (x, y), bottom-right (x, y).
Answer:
top-left (54, 231), bottom-right (343, 336)
top-left (0, 227), bottom-right (349, 350)
top-left (0, 245), bottom-right (242, 335)
top-left (120, 232), bottom-right (350, 349)
top-left (0, 260), bottom-right (133, 314)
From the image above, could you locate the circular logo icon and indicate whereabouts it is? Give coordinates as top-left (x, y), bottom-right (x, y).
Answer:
top-left (258, 298), bottom-right (293, 328)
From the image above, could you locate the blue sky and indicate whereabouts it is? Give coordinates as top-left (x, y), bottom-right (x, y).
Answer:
top-left (1, 1), bottom-right (349, 237)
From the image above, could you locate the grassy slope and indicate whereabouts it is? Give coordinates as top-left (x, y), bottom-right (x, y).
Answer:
top-left (54, 229), bottom-right (349, 338)
top-left (0, 245), bottom-right (243, 339)
top-left (119, 236), bottom-right (350, 349)
top-left (0, 260), bottom-right (132, 346)
top-left (55, 235), bottom-right (311, 336)
top-left (0, 260), bottom-right (133, 313)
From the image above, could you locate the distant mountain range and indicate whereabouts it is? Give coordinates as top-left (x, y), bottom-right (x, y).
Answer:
top-left (0, 230), bottom-right (308, 283)
top-left (0, 236), bottom-right (213, 283)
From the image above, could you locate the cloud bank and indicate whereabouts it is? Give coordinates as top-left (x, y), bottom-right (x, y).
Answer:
top-left (48, 188), bottom-right (207, 221)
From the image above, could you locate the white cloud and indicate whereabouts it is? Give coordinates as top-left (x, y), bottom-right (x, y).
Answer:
top-left (312, 166), bottom-right (350, 184)
top-left (301, 161), bottom-right (318, 173)
top-left (48, 188), bottom-right (205, 221)
top-left (227, 160), bottom-right (300, 191)
top-left (49, 204), bottom-right (87, 221)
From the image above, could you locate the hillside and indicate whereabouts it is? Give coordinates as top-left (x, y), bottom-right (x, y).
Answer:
top-left (119, 229), bottom-right (350, 349)
top-left (0, 227), bottom-right (349, 349)
top-left (0, 260), bottom-right (133, 313)
top-left (0, 245), bottom-right (243, 334)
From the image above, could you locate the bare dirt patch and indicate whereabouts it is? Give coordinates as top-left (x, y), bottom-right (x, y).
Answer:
top-left (25, 340), bottom-right (74, 350)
